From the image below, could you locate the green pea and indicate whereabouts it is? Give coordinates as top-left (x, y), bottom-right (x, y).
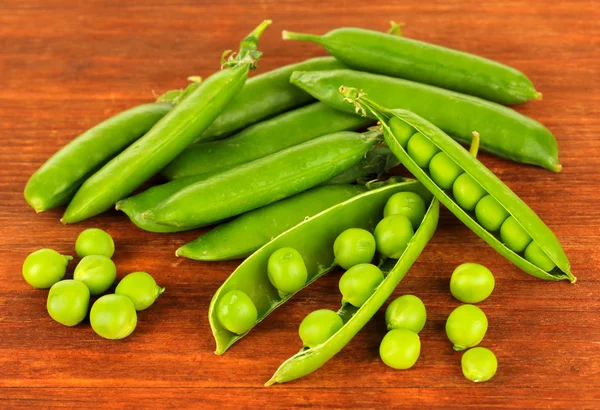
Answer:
top-left (90, 294), bottom-right (137, 340)
top-left (267, 247), bottom-right (308, 295)
top-left (339, 263), bottom-right (384, 307)
top-left (73, 255), bottom-right (117, 296)
top-left (333, 228), bottom-right (376, 270)
top-left (429, 152), bottom-right (463, 190)
top-left (474, 195), bottom-right (509, 232)
top-left (388, 116), bottom-right (415, 148)
top-left (385, 294), bottom-right (427, 333)
top-left (445, 304), bottom-right (488, 351)
top-left (450, 263), bottom-right (495, 303)
top-left (115, 271), bottom-right (165, 311)
top-left (406, 132), bottom-right (439, 168)
top-left (383, 192), bottom-right (426, 230)
top-left (379, 328), bottom-right (421, 370)
top-left (299, 309), bottom-right (343, 348)
top-left (453, 173), bottom-right (487, 211)
top-left (75, 228), bottom-right (115, 258)
top-left (524, 241), bottom-right (556, 272)
top-left (47, 280), bottom-right (90, 326)
top-left (500, 216), bottom-right (532, 253)
top-left (22, 248), bottom-right (72, 289)
top-left (217, 290), bottom-right (258, 335)
top-left (374, 214), bottom-right (414, 259)
top-left (461, 347), bottom-right (498, 382)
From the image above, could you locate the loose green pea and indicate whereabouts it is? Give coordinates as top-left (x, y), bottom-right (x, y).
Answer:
top-left (90, 294), bottom-right (137, 340)
top-left (450, 263), bottom-right (495, 303)
top-left (73, 255), bottom-right (117, 296)
top-left (333, 228), bottom-right (376, 270)
top-left (389, 116), bottom-right (415, 148)
top-left (453, 173), bottom-right (487, 211)
top-left (299, 309), bottom-right (343, 348)
top-left (429, 152), bottom-right (463, 190)
top-left (22, 248), bottom-right (72, 289)
top-left (383, 192), bottom-right (426, 230)
top-left (379, 328), bottom-right (421, 370)
top-left (47, 280), bottom-right (90, 326)
top-left (475, 195), bottom-right (509, 232)
top-left (385, 294), bottom-right (427, 333)
top-left (374, 214), bottom-right (414, 259)
top-left (115, 271), bottom-right (165, 311)
top-left (75, 228), bottom-right (115, 258)
top-left (446, 304), bottom-right (488, 351)
top-left (462, 347), bottom-right (498, 382)
top-left (339, 263), bottom-right (384, 307)
top-left (407, 132), bottom-right (439, 168)
top-left (500, 216), bottom-right (532, 253)
top-left (524, 241), bottom-right (556, 272)
top-left (267, 247), bottom-right (308, 295)
top-left (217, 290), bottom-right (258, 335)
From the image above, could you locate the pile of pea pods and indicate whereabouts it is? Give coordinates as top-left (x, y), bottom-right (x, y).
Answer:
top-left (23, 20), bottom-right (575, 384)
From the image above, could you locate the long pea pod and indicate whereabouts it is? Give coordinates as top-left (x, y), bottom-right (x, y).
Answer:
top-left (266, 193), bottom-right (439, 385)
top-left (61, 20), bottom-right (271, 223)
top-left (290, 69), bottom-right (561, 172)
top-left (208, 179), bottom-right (433, 354)
top-left (282, 27), bottom-right (540, 105)
top-left (340, 87), bottom-right (574, 282)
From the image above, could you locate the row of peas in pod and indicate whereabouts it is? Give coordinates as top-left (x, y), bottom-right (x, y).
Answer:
top-left (22, 228), bottom-right (164, 340)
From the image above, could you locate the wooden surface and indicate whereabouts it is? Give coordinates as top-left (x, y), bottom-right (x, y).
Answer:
top-left (1, 0), bottom-right (599, 408)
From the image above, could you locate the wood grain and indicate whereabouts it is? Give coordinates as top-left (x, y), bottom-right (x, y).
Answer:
top-left (1, 0), bottom-right (599, 408)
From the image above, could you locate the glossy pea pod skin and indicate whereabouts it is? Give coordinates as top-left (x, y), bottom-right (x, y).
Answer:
top-left (290, 70), bottom-right (561, 172)
top-left (142, 131), bottom-right (378, 229)
top-left (209, 179), bottom-right (432, 355)
top-left (161, 102), bottom-right (373, 180)
top-left (283, 27), bottom-right (541, 105)
top-left (61, 20), bottom-right (271, 223)
top-left (24, 102), bottom-right (172, 213)
top-left (343, 91), bottom-right (574, 282)
top-left (176, 184), bottom-right (366, 261)
top-left (266, 189), bottom-right (439, 385)
top-left (201, 57), bottom-right (346, 140)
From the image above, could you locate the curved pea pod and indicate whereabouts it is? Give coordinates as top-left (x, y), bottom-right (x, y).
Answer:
top-left (209, 179), bottom-right (433, 354)
top-left (176, 184), bottom-right (367, 260)
top-left (290, 69), bottom-right (561, 172)
top-left (283, 27), bottom-right (540, 105)
top-left (341, 88), bottom-right (574, 282)
top-left (266, 194), bottom-right (439, 385)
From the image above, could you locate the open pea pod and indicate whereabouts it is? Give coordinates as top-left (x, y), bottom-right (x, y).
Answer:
top-left (266, 194), bottom-right (439, 386)
top-left (340, 87), bottom-right (574, 282)
top-left (208, 179), bottom-right (432, 355)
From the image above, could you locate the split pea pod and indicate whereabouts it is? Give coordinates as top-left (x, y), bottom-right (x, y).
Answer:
top-left (142, 131), bottom-right (379, 229)
top-left (283, 27), bottom-right (540, 105)
top-left (61, 20), bottom-right (271, 223)
top-left (266, 189), bottom-right (438, 385)
top-left (340, 87), bottom-right (574, 282)
top-left (209, 179), bottom-right (434, 354)
top-left (161, 102), bottom-right (372, 180)
top-left (176, 184), bottom-right (367, 260)
top-left (290, 70), bottom-right (561, 172)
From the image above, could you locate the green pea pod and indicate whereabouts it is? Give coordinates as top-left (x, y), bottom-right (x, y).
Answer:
top-left (341, 87), bottom-right (574, 282)
top-left (142, 131), bottom-right (379, 229)
top-left (176, 184), bottom-right (366, 260)
top-left (61, 20), bottom-right (271, 224)
top-left (283, 27), bottom-right (540, 105)
top-left (161, 102), bottom-right (373, 180)
top-left (290, 70), bottom-right (561, 172)
top-left (266, 193), bottom-right (439, 385)
top-left (201, 57), bottom-right (346, 140)
top-left (209, 179), bottom-right (433, 354)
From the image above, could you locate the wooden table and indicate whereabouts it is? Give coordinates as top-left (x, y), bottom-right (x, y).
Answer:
top-left (2, 0), bottom-right (599, 408)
